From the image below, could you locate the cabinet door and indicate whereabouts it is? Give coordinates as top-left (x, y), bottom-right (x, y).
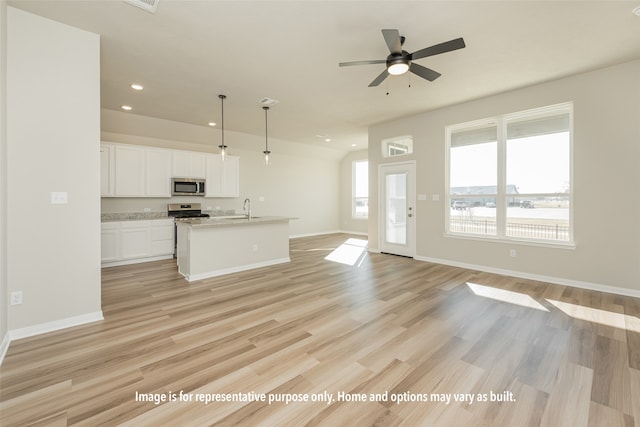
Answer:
top-left (204, 154), bottom-right (222, 197)
top-left (145, 150), bottom-right (171, 197)
top-left (172, 151), bottom-right (190, 177)
top-left (100, 144), bottom-right (114, 197)
top-left (172, 151), bottom-right (207, 179)
top-left (101, 223), bottom-right (119, 262)
top-left (120, 225), bottom-right (151, 259)
top-left (189, 153), bottom-right (207, 179)
top-left (114, 146), bottom-right (145, 196)
top-left (205, 154), bottom-right (239, 198)
top-left (221, 155), bottom-right (240, 197)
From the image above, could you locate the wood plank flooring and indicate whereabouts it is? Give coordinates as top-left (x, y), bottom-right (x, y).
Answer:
top-left (1, 233), bottom-right (639, 426)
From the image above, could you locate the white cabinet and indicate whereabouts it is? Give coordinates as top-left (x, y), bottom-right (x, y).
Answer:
top-left (145, 149), bottom-right (172, 197)
top-left (205, 154), bottom-right (240, 198)
top-left (108, 144), bottom-right (171, 197)
top-left (101, 219), bottom-right (175, 266)
top-left (172, 150), bottom-right (207, 179)
top-left (100, 143), bottom-right (236, 198)
top-left (120, 221), bottom-right (151, 259)
top-left (114, 145), bottom-right (145, 197)
top-left (100, 144), bottom-right (114, 196)
top-left (100, 222), bottom-right (119, 262)
top-left (150, 219), bottom-right (174, 256)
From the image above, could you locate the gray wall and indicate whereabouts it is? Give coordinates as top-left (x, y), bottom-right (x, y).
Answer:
top-left (100, 109), bottom-right (344, 237)
top-left (6, 7), bottom-right (101, 331)
top-left (369, 60), bottom-right (640, 294)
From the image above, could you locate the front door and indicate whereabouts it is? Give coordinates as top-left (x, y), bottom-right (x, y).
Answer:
top-left (379, 161), bottom-right (416, 257)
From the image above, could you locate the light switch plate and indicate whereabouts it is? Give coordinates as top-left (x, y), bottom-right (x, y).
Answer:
top-left (418, 194), bottom-right (427, 201)
top-left (432, 194), bottom-right (440, 201)
top-left (50, 192), bottom-right (68, 204)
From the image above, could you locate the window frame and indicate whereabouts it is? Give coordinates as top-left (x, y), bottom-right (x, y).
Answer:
top-left (445, 102), bottom-right (574, 247)
top-left (352, 159), bottom-right (369, 219)
top-left (382, 135), bottom-right (413, 158)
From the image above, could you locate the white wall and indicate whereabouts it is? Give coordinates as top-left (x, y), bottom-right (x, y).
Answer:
top-left (369, 60), bottom-right (640, 295)
top-left (100, 109), bottom-right (344, 237)
top-left (339, 149), bottom-right (368, 235)
top-left (6, 7), bottom-right (101, 331)
top-left (0, 0), bottom-right (8, 355)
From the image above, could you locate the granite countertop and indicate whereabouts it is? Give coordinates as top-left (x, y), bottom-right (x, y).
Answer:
top-left (101, 212), bottom-right (169, 222)
top-left (176, 216), bottom-right (291, 228)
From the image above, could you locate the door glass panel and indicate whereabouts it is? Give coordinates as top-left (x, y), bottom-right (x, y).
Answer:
top-left (385, 173), bottom-right (407, 245)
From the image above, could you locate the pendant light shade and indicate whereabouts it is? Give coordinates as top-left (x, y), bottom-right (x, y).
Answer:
top-left (218, 94), bottom-right (227, 160)
top-left (263, 106), bottom-right (271, 166)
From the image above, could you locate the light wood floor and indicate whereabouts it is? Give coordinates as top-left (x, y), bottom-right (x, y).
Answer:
top-left (1, 233), bottom-right (639, 426)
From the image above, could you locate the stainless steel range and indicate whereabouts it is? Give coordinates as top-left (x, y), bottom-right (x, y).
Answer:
top-left (167, 203), bottom-right (210, 257)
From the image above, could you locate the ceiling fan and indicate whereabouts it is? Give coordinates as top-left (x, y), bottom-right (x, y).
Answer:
top-left (339, 29), bottom-right (466, 87)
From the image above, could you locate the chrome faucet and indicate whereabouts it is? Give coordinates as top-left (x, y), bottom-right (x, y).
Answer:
top-left (243, 198), bottom-right (251, 220)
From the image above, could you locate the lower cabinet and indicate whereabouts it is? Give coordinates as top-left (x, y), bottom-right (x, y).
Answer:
top-left (101, 219), bottom-right (174, 266)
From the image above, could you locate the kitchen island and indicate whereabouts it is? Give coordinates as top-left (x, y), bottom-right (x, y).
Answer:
top-left (176, 216), bottom-right (291, 281)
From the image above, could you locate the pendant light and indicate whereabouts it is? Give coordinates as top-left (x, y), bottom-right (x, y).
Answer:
top-left (263, 106), bottom-right (271, 165)
top-left (218, 94), bottom-right (227, 161)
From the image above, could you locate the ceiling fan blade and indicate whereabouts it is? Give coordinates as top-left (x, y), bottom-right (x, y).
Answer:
top-left (381, 29), bottom-right (402, 53)
top-left (410, 37), bottom-right (466, 61)
top-left (409, 63), bottom-right (441, 81)
top-left (368, 69), bottom-right (389, 87)
top-left (339, 59), bottom-right (386, 67)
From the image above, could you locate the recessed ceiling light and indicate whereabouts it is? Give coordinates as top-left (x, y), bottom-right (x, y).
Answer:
top-left (208, 122), bottom-right (216, 127)
top-left (351, 144), bottom-right (357, 147)
top-left (325, 138), bottom-right (331, 142)
top-left (633, 5), bottom-right (640, 16)
top-left (121, 105), bottom-right (132, 111)
top-left (131, 83), bottom-right (144, 91)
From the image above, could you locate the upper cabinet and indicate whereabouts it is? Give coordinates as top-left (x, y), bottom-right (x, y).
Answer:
top-left (172, 150), bottom-right (207, 179)
top-left (101, 142), bottom-right (239, 198)
top-left (205, 154), bottom-right (240, 198)
top-left (145, 149), bottom-right (172, 197)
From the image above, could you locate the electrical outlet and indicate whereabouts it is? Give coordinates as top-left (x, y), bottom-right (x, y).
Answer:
top-left (252, 243), bottom-right (259, 252)
top-left (10, 291), bottom-right (23, 305)
top-left (143, 207), bottom-right (151, 212)
top-left (509, 249), bottom-right (517, 258)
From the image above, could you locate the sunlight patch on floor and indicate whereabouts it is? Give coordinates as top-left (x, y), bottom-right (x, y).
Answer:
top-left (325, 238), bottom-right (368, 266)
top-left (467, 282), bottom-right (549, 311)
top-left (546, 299), bottom-right (640, 333)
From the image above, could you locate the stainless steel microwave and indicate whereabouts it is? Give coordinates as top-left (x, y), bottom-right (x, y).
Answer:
top-left (171, 178), bottom-right (206, 196)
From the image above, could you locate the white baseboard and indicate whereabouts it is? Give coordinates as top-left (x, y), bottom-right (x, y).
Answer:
top-left (338, 230), bottom-right (368, 237)
top-left (290, 230), bottom-right (342, 239)
top-left (414, 255), bottom-right (640, 299)
top-left (0, 311), bottom-right (104, 366)
top-left (0, 332), bottom-right (11, 366)
top-left (8, 311), bottom-right (104, 341)
top-left (182, 257), bottom-right (291, 282)
top-left (102, 254), bottom-right (173, 268)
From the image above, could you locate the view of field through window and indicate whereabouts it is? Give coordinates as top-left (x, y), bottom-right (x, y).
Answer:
top-left (448, 105), bottom-right (571, 242)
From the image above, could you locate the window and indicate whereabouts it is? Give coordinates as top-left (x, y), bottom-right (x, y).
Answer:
top-left (353, 160), bottom-right (368, 218)
top-left (382, 136), bottom-right (413, 158)
top-left (446, 103), bottom-right (572, 244)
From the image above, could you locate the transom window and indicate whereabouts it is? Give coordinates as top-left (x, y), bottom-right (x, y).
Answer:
top-left (382, 136), bottom-right (413, 158)
top-left (446, 103), bottom-right (573, 244)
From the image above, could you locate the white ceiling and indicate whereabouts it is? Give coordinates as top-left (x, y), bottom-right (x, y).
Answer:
top-left (9, 0), bottom-right (640, 152)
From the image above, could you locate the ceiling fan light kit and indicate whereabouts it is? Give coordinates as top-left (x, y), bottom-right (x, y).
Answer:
top-left (339, 29), bottom-right (466, 87)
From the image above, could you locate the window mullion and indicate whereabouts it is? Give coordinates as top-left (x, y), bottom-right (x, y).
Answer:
top-left (496, 118), bottom-right (507, 239)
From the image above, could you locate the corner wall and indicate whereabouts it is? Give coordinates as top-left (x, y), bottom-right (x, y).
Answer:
top-left (369, 60), bottom-right (640, 294)
top-left (6, 7), bottom-right (102, 333)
